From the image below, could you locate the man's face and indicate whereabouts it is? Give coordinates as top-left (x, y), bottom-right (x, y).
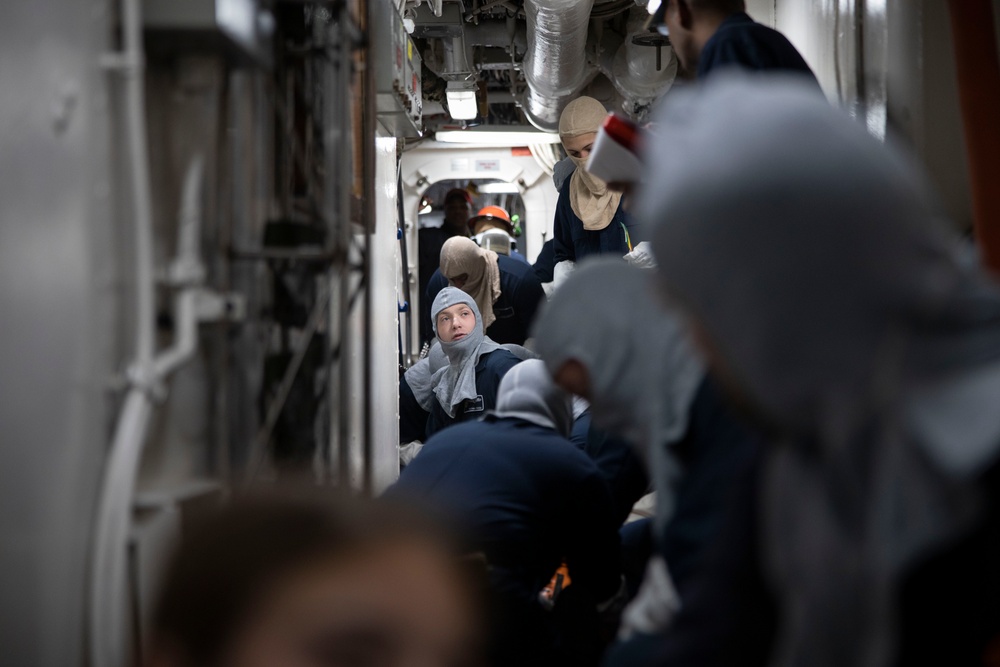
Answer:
top-left (444, 200), bottom-right (472, 230)
top-left (448, 273), bottom-right (470, 289)
top-left (562, 132), bottom-right (598, 163)
top-left (470, 219), bottom-right (508, 236)
top-left (664, 0), bottom-right (698, 73)
top-left (436, 303), bottom-right (476, 342)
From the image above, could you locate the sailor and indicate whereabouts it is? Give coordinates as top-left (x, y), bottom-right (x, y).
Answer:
top-left (418, 188), bottom-right (473, 344)
top-left (467, 205), bottom-right (529, 264)
top-left (407, 287), bottom-right (522, 440)
top-left (645, 73), bottom-right (1000, 667)
top-left (533, 259), bottom-right (761, 642)
top-left (552, 97), bottom-right (644, 284)
top-left (427, 237), bottom-right (544, 346)
top-left (649, 0), bottom-right (818, 82)
top-left (388, 360), bottom-right (624, 667)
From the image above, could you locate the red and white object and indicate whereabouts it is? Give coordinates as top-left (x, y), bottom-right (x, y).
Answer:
top-left (586, 113), bottom-right (643, 186)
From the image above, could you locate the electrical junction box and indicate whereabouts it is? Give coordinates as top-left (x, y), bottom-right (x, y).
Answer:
top-left (373, 1), bottom-right (423, 138)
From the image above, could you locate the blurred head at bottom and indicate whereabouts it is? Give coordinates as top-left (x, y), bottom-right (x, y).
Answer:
top-left (146, 490), bottom-right (484, 667)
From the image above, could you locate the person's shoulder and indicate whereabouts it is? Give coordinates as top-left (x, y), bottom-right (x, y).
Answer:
top-left (428, 268), bottom-right (447, 291)
top-left (479, 348), bottom-right (522, 372)
top-left (558, 173), bottom-right (575, 197)
top-left (497, 253), bottom-right (536, 279)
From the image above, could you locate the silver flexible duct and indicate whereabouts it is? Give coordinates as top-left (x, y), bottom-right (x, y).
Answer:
top-left (523, 0), bottom-right (596, 131)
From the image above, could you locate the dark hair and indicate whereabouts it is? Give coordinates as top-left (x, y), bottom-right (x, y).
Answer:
top-left (444, 188), bottom-right (473, 207)
top-left (674, 0), bottom-right (745, 13)
top-left (151, 489), bottom-right (464, 666)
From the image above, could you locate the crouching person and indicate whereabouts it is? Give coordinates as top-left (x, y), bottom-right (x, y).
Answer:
top-left (388, 360), bottom-right (624, 667)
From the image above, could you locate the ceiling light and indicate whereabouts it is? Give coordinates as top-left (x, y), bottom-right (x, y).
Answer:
top-left (434, 126), bottom-right (562, 146)
top-left (477, 182), bottom-right (522, 194)
top-left (446, 83), bottom-right (478, 120)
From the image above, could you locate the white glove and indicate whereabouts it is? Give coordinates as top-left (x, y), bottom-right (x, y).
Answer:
top-left (623, 241), bottom-right (656, 269)
top-left (399, 441), bottom-right (424, 466)
top-left (617, 556), bottom-right (681, 639)
top-left (552, 260), bottom-right (576, 292)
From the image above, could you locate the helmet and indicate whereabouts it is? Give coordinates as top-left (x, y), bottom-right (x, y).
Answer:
top-left (468, 206), bottom-right (513, 234)
top-left (476, 229), bottom-right (513, 256)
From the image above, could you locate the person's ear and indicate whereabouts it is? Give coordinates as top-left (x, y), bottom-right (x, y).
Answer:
top-left (677, 0), bottom-right (695, 31)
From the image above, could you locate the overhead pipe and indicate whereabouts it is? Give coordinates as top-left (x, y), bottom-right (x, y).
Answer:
top-left (946, 0), bottom-right (1000, 273)
top-left (522, 0), bottom-right (597, 131)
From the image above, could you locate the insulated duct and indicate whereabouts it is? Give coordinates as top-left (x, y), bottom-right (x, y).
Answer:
top-left (522, 0), bottom-right (596, 131)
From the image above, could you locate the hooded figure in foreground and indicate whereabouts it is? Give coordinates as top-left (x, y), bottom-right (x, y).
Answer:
top-left (532, 259), bottom-right (761, 637)
top-left (553, 97), bottom-right (644, 278)
top-left (388, 360), bottom-right (623, 667)
top-left (402, 287), bottom-right (523, 441)
top-left (644, 72), bottom-right (1000, 667)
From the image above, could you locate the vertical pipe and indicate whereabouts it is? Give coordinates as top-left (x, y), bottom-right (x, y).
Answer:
top-left (360, 0), bottom-right (377, 496)
top-left (336, 2), bottom-right (353, 488)
top-left (89, 0), bottom-right (156, 662)
top-left (946, 0), bottom-right (1000, 272)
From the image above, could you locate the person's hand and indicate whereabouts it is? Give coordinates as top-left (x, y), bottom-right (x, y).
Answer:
top-left (552, 260), bottom-right (576, 291)
top-left (399, 441), bottom-right (424, 466)
top-left (623, 241), bottom-right (656, 269)
top-left (618, 556), bottom-right (680, 639)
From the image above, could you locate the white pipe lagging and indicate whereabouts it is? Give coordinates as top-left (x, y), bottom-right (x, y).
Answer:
top-left (89, 0), bottom-right (156, 664)
top-left (522, 0), bottom-right (596, 131)
top-left (88, 1), bottom-right (206, 653)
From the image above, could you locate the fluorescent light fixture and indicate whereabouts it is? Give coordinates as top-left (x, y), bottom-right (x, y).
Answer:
top-left (478, 182), bottom-right (522, 194)
top-left (435, 126), bottom-right (562, 145)
top-left (647, 0), bottom-right (662, 13)
top-left (446, 83), bottom-right (478, 120)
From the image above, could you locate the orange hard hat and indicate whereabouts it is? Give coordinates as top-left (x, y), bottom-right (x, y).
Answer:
top-left (475, 206), bottom-right (511, 223)
top-left (468, 205), bottom-right (513, 233)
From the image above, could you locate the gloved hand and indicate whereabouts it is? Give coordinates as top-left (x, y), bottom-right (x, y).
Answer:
top-left (623, 241), bottom-right (656, 269)
top-left (617, 556), bottom-right (681, 640)
top-left (399, 441), bottom-right (424, 467)
top-left (552, 259), bottom-right (576, 292)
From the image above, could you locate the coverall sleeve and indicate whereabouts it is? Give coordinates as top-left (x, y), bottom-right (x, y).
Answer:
top-left (512, 270), bottom-right (545, 337)
top-left (398, 376), bottom-right (429, 444)
top-left (553, 190), bottom-right (578, 264)
top-left (426, 269), bottom-right (448, 309)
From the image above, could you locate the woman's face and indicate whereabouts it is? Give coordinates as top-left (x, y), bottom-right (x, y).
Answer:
top-left (562, 132), bottom-right (598, 163)
top-left (436, 303), bottom-right (476, 343)
top-left (221, 540), bottom-right (481, 667)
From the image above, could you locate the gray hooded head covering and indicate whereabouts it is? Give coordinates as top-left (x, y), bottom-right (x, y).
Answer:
top-left (426, 287), bottom-right (502, 418)
top-left (532, 258), bottom-right (704, 454)
top-left (493, 359), bottom-right (575, 438)
top-left (643, 72), bottom-right (1000, 667)
top-left (531, 258), bottom-right (705, 526)
top-left (402, 342), bottom-right (449, 412)
top-left (404, 292), bottom-right (536, 417)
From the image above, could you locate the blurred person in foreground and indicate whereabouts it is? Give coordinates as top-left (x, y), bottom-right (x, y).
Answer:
top-left (389, 360), bottom-right (623, 667)
top-left (144, 491), bottom-right (484, 667)
top-left (643, 71), bottom-right (1000, 667)
top-left (531, 259), bottom-right (762, 649)
top-left (649, 0), bottom-right (816, 82)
